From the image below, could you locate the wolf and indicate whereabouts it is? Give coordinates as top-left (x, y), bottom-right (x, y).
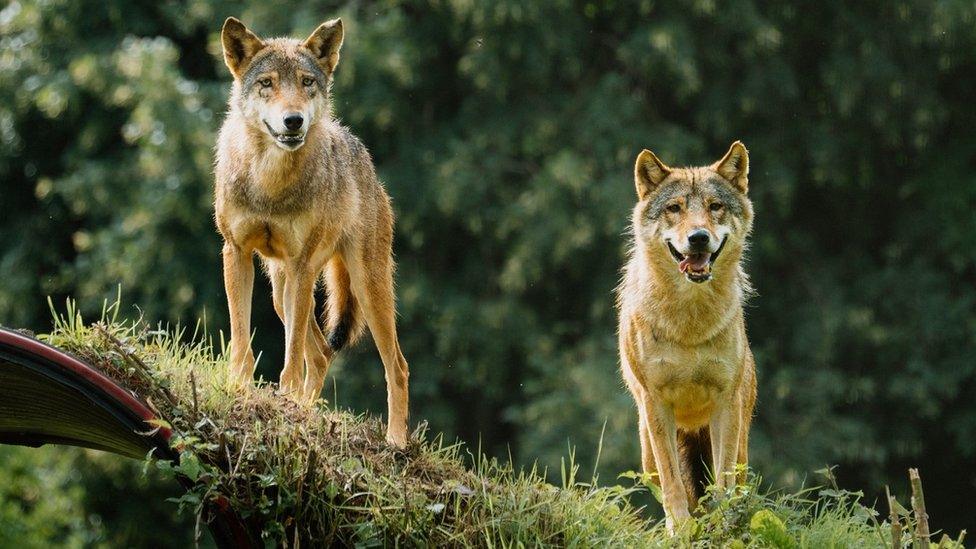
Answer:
top-left (616, 142), bottom-right (757, 531)
top-left (214, 17), bottom-right (409, 446)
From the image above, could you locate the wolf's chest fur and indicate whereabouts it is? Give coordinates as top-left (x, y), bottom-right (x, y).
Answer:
top-left (627, 315), bottom-right (745, 428)
top-left (228, 172), bottom-right (317, 218)
top-left (619, 253), bottom-right (749, 429)
top-left (225, 143), bottom-right (331, 216)
top-left (222, 212), bottom-right (306, 260)
top-left (215, 123), bottom-right (359, 262)
top-left (218, 157), bottom-right (322, 259)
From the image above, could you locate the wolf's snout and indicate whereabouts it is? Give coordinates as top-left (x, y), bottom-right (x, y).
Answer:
top-left (283, 112), bottom-right (305, 132)
top-left (688, 230), bottom-right (711, 251)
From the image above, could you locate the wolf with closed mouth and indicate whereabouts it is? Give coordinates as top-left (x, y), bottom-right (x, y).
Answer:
top-left (617, 142), bottom-right (757, 531)
top-left (214, 17), bottom-right (409, 446)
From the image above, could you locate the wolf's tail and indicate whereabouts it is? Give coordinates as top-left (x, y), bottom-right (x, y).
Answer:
top-left (321, 256), bottom-right (366, 352)
top-left (678, 427), bottom-right (711, 509)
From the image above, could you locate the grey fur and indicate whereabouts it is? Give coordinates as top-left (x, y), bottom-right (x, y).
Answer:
top-left (646, 177), bottom-right (745, 219)
top-left (241, 48), bottom-right (328, 96)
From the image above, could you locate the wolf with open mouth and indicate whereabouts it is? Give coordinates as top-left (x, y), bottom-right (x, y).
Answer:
top-left (616, 142), bottom-right (757, 533)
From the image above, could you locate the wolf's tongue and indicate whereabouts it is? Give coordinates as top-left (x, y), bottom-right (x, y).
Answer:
top-left (679, 253), bottom-right (710, 273)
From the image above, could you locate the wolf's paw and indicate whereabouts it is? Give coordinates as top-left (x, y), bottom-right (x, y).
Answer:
top-left (228, 366), bottom-right (255, 391)
top-left (228, 351), bottom-right (256, 389)
top-left (385, 427), bottom-right (408, 449)
top-left (298, 389), bottom-right (327, 408)
top-left (276, 378), bottom-right (303, 400)
top-left (665, 507), bottom-right (693, 535)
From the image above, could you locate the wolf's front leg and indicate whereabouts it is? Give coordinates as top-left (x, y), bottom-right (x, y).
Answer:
top-left (709, 400), bottom-right (743, 490)
top-left (280, 265), bottom-right (316, 396)
top-left (641, 397), bottom-right (692, 533)
top-left (223, 242), bottom-right (256, 386)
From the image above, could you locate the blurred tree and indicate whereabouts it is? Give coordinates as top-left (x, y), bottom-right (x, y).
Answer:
top-left (0, 446), bottom-right (205, 547)
top-left (0, 0), bottom-right (974, 535)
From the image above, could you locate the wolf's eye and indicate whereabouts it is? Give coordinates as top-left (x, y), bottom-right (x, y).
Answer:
top-left (302, 77), bottom-right (315, 87)
top-left (709, 202), bottom-right (723, 212)
top-left (258, 78), bottom-right (273, 88)
top-left (666, 203), bottom-right (681, 213)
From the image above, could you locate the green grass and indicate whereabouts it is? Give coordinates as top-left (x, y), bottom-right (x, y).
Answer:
top-left (37, 299), bottom-right (966, 547)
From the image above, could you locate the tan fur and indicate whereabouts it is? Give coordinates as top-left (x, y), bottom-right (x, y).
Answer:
top-left (617, 142), bottom-right (757, 532)
top-left (214, 17), bottom-right (409, 447)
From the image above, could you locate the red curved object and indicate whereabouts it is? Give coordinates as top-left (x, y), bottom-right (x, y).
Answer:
top-left (0, 328), bottom-right (256, 548)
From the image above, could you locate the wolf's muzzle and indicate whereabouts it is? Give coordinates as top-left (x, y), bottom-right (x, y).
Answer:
top-left (263, 120), bottom-right (306, 149)
top-left (688, 229), bottom-right (711, 253)
top-left (283, 112), bottom-right (304, 131)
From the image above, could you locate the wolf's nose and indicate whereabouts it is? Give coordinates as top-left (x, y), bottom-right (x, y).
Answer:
top-left (688, 230), bottom-right (710, 250)
top-left (283, 113), bottom-right (304, 131)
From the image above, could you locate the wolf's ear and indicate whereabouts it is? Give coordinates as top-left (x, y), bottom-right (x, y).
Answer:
top-left (222, 17), bottom-right (265, 78)
top-left (713, 141), bottom-right (749, 193)
top-left (303, 19), bottom-right (344, 74)
top-left (634, 149), bottom-right (672, 200)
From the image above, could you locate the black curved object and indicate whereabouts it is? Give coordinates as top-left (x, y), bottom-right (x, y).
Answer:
top-left (0, 328), bottom-right (257, 548)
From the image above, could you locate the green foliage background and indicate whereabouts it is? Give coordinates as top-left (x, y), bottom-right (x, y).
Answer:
top-left (1, 0), bottom-right (974, 543)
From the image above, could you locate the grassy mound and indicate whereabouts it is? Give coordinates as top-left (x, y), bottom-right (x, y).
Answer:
top-left (38, 301), bottom-right (965, 547)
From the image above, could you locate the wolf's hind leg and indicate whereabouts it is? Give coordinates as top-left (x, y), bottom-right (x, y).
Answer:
top-left (279, 262), bottom-right (316, 397)
top-left (302, 311), bottom-right (335, 404)
top-left (270, 262), bottom-right (305, 390)
top-left (270, 261), bottom-right (333, 404)
top-left (269, 261), bottom-right (287, 321)
top-left (347, 249), bottom-right (409, 447)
